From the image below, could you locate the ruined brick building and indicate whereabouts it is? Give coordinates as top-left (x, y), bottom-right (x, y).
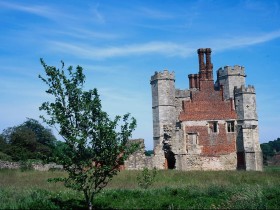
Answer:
top-left (125, 48), bottom-right (263, 171)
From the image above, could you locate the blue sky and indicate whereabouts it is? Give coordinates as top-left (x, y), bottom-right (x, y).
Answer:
top-left (0, 0), bottom-right (280, 150)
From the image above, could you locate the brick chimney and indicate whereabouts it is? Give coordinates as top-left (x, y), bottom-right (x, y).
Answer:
top-left (197, 48), bottom-right (206, 80)
top-left (205, 48), bottom-right (213, 80)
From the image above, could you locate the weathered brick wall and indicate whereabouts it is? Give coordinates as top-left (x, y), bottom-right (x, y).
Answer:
top-left (184, 123), bottom-right (236, 156)
top-left (173, 63), bottom-right (239, 170)
top-left (179, 80), bottom-right (236, 121)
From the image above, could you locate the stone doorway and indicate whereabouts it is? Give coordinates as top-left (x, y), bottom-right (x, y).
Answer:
top-left (165, 150), bottom-right (176, 169)
top-left (237, 152), bottom-right (246, 170)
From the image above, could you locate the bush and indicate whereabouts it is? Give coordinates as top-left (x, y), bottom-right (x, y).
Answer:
top-left (0, 152), bottom-right (12, 161)
top-left (137, 167), bottom-right (157, 189)
top-left (20, 160), bottom-right (34, 171)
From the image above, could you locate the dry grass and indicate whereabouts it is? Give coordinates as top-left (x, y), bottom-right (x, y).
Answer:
top-left (0, 168), bottom-right (280, 209)
top-left (0, 169), bottom-right (66, 191)
top-left (1, 168), bottom-right (280, 190)
top-left (107, 168), bottom-right (280, 189)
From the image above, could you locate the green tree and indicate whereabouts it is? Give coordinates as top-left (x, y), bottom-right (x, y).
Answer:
top-left (23, 118), bottom-right (57, 147)
top-left (145, 150), bottom-right (154, 156)
top-left (39, 59), bottom-right (138, 209)
top-left (0, 134), bottom-right (6, 151)
top-left (1, 119), bottom-right (57, 161)
top-left (0, 135), bottom-right (12, 161)
top-left (261, 138), bottom-right (280, 165)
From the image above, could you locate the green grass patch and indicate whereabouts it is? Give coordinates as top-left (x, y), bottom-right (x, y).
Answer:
top-left (1, 169), bottom-right (280, 209)
top-left (264, 165), bottom-right (280, 172)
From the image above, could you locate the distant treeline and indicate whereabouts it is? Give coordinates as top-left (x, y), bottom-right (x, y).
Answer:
top-left (261, 138), bottom-right (280, 165)
top-left (0, 119), bottom-right (63, 162)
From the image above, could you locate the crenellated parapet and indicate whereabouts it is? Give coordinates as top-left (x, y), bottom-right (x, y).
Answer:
top-left (234, 85), bottom-right (255, 95)
top-left (175, 89), bottom-right (190, 98)
top-left (150, 70), bottom-right (175, 83)
top-left (217, 65), bottom-right (246, 78)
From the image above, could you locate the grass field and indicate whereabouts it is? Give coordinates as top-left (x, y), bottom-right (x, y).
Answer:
top-left (0, 167), bottom-right (280, 209)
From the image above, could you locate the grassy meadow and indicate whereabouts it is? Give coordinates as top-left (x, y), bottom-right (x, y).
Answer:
top-left (0, 167), bottom-right (280, 209)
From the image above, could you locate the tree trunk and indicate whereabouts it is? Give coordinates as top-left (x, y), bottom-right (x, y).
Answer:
top-left (88, 202), bottom-right (92, 210)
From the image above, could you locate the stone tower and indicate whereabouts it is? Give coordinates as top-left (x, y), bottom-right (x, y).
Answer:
top-left (216, 65), bottom-right (263, 171)
top-left (150, 70), bottom-right (176, 169)
top-left (234, 85), bottom-right (263, 170)
top-left (216, 65), bottom-right (246, 100)
top-left (148, 48), bottom-right (263, 171)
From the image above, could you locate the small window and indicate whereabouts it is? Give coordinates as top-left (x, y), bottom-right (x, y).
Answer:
top-left (186, 133), bottom-right (198, 152)
top-left (209, 121), bottom-right (218, 133)
top-left (187, 133), bottom-right (198, 145)
top-left (227, 121), bottom-right (235, 132)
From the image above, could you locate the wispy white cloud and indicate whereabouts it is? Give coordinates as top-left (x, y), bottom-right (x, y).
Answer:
top-left (50, 27), bottom-right (120, 40)
top-left (81, 64), bottom-right (129, 74)
top-left (0, 2), bottom-right (58, 19)
top-left (48, 29), bottom-right (280, 59)
top-left (89, 3), bottom-right (105, 24)
top-left (49, 41), bottom-right (194, 59)
top-left (137, 7), bottom-right (173, 19)
top-left (0, 1), bottom-right (82, 22)
top-left (242, 0), bottom-right (280, 16)
top-left (212, 30), bottom-right (280, 51)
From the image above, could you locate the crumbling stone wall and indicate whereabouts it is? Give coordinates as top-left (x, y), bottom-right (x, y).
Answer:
top-left (0, 161), bottom-right (20, 169)
top-left (124, 139), bottom-right (153, 170)
top-left (0, 160), bottom-right (63, 171)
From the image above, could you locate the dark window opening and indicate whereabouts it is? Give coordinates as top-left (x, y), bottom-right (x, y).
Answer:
top-left (209, 121), bottom-right (218, 133)
top-left (227, 121), bottom-right (235, 132)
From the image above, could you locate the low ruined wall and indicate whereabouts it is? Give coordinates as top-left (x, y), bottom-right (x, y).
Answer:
top-left (124, 139), bottom-right (154, 170)
top-left (0, 160), bottom-right (63, 171)
top-left (32, 163), bottom-right (63, 171)
top-left (0, 160), bottom-right (20, 169)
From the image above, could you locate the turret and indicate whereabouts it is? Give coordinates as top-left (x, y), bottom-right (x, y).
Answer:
top-left (150, 70), bottom-right (176, 147)
top-left (234, 85), bottom-right (263, 171)
top-left (216, 65), bottom-right (246, 100)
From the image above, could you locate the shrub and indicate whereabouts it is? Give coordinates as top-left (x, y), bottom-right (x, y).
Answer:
top-left (20, 160), bottom-right (34, 171)
top-left (0, 152), bottom-right (12, 161)
top-left (137, 167), bottom-right (157, 189)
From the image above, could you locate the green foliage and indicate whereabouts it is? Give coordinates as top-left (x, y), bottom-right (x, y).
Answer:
top-left (0, 135), bottom-right (6, 150)
top-left (0, 119), bottom-right (57, 162)
top-left (23, 118), bottom-right (57, 147)
top-left (137, 167), bottom-right (157, 189)
top-left (39, 59), bottom-right (138, 208)
top-left (144, 150), bottom-right (154, 156)
top-left (261, 138), bottom-right (280, 165)
top-left (0, 152), bottom-right (12, 161)
top-left (19, 160), bottom-right (37, 171)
